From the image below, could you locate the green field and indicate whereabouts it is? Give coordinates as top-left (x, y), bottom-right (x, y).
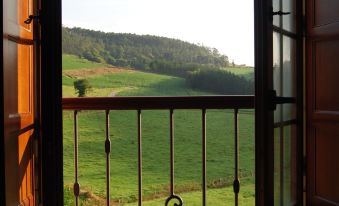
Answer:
top-left (63, 55), bottom-right (255, 205)
top-left (63, 69), bottom-right (210, 97)
top-left (63, 54), bottom-right (110, 70)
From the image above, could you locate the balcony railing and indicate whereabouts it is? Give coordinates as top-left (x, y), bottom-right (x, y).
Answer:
top-left (62, 95), bottom-right (255, 206)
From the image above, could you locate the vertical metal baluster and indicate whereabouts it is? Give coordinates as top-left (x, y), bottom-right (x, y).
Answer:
top-left (202, 109), bottom-right (207, 206)
top-left (73, 110), bottom-right (80, 206)
top-left (165, 109), bottom-right (183, 206)
top-left (138, 110), bottom-right (142, 206)
top-left (170, 109), bottom-right (175, 196)
top-left (233, 109), bottom-right (240, 206)
top-left (105, 110), bottom-right (111, 206)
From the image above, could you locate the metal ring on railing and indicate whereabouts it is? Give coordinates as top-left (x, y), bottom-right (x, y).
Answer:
top-left (165, 194), bottom-right (183, 206)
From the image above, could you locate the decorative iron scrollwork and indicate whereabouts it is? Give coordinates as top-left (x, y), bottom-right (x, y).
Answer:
top-left (165, 194), bottom-right (183, 206)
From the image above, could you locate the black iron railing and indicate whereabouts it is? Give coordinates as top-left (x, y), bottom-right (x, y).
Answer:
top-left (62, 95), bottom-right (255, 206)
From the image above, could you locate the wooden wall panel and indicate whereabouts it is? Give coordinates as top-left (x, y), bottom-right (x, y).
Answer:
top-left (315, 39), bottom-right (339, 111)
top-left (306, 0), bottom-right (339, 205)
top-left (315, 125), bottom-right (339, 203)
top-left (18, 44), bottom-right (33, 115)
top-left (314, 0), bottom-right (339, 26)
top-left (3, 40), bottom-right (35, 206)
top-left (3, 0), bottom-right (35, 205)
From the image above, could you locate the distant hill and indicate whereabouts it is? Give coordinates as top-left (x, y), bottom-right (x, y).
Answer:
top-left (62, 27), bottom-right (230, 70)
top-left (62, 27), bottom-right (253, 95)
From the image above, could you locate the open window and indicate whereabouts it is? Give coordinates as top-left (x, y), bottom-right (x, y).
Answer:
top-left (2, 0), bottom-right (339, 205)
top-left (61, 1), bottom-right (255, 205)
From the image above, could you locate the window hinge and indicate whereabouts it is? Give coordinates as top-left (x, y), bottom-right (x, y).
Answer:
top-left (24, 10), bottom-right (42, 25)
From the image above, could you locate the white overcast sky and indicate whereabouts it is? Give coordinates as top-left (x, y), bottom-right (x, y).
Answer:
top-left (63, 0), bottom-right (254, 66)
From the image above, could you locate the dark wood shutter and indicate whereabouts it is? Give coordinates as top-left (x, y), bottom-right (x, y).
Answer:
top-left (306, 0), bottom-right (339, 205)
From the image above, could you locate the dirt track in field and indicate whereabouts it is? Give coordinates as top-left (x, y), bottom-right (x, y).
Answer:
top-left (63, 67), bottom-right (134, 78)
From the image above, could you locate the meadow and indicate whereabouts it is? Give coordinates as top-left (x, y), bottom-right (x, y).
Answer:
top-left (62, 55), bottom-right (255, 205)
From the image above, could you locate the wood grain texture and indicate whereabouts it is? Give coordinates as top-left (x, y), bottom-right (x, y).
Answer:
top-left (315, 125), bottom-right (339, 203)
top-left (3, 0), bottom-right (36, 204)
top-left (306, 0), bottom-right (339, 205)
top-left (0, 0), bottom-right (5, 203)
top-left (314, 0), bottom-right (339, 27)
top-left (314, 39), bottom-right (339, 111)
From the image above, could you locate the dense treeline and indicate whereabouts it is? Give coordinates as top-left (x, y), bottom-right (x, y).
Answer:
top-left (186, 69), bottom-right (254, 95)
top-left (62, 27), bottom-right (229, 69)
top-left (147, 60), bottom-right (215, 77)
top-left (63, 26), bottom-right (254, 94)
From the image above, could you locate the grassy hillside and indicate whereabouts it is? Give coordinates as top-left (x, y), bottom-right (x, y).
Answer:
top-left (63, 54), bottom-right (110, 70)
top-left (63, 55), bottom-right (211, 97)
top-left (63, 27), bottom-right (254, 95)
top-left (62, 55), bottom-right (255, 205)
top-left (63, 54), bottom-right (254, 97)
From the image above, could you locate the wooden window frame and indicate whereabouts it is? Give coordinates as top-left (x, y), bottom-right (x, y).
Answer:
top-left (0, 0), bottom-right (5, 204)
top-left (255, 0), bottom-right (304, 205)
top-left (255, 0), bottom-right (274, 204)
top-left (0, 0), bottom-right (304, 205)
top-left (38, 0), bottom-right (64, 205)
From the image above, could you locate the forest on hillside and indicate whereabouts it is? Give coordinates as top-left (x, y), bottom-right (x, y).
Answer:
top-left (62, 27), bottom-right (229, 69)
top-left (62, 27), bottom-right (253, 94)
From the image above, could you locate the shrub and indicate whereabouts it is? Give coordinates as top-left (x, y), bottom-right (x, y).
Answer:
top-left (73, 79), bottom-right (92, 97)
top-left (186, 69), bottom-right (254, 95)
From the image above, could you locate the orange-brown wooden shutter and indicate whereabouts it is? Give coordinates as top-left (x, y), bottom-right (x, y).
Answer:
top-left (3, 0), bottom-right (38, 204)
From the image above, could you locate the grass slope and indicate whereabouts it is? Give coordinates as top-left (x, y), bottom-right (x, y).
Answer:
top-left (62, 56), bottom-right (210, 97)
top-left (63, 71), bottom-right (211, 97)
top-left (62, 55), bottom-right (255, 205)
top-left (63, 54), bottom-right (110, 70)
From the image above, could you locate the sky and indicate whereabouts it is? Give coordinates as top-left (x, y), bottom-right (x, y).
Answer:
top-left (63, 0), bottom-right (254, 66)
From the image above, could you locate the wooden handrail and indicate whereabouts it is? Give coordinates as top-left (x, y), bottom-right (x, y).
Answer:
top-left (62, 96), bottom-right (255, 110)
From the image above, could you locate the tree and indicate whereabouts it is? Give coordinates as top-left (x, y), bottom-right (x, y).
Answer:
top-left (62, 27), bottom-right (231, 73)
top-left (73, 79), bottom-right (92, 97)
top-left (82, 50), bottom-right (102, 63)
